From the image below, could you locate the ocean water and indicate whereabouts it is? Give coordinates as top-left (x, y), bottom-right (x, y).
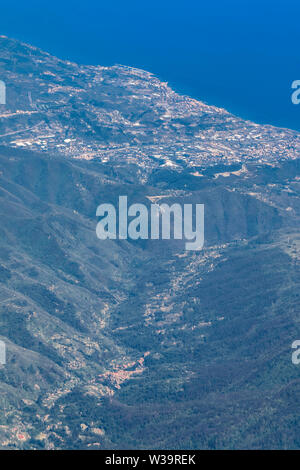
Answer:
top-left (1, 0), bottom-right (300, 131)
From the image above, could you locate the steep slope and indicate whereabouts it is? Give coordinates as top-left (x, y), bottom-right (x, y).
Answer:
top-left (0, 36), bottom-right (299, 449)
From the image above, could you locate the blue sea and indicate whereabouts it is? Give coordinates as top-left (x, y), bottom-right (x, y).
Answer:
top-left (1, 0), bottom-right (300, 131)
